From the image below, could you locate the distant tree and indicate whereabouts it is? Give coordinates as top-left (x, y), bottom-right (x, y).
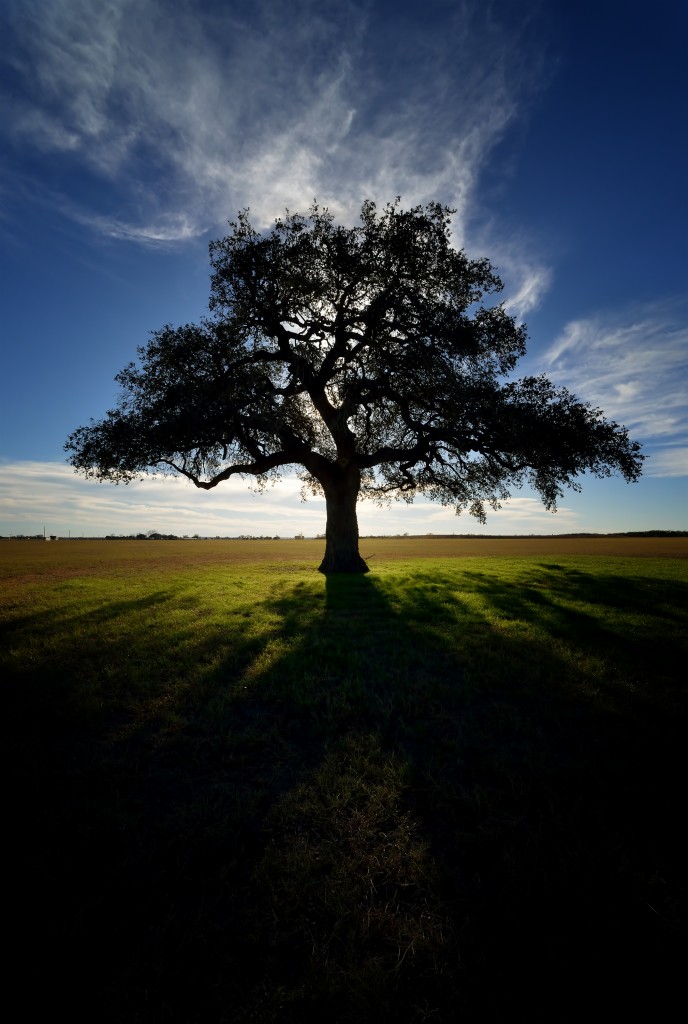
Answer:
top-left (65, 200), bottom-right (643, 573)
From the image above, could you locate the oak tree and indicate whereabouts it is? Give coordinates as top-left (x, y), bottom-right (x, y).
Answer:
top-left (66, 200), bottom-right (643, 572)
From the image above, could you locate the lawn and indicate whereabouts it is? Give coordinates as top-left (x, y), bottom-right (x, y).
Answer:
top-left (2, 539), bottom-right (686, 1021)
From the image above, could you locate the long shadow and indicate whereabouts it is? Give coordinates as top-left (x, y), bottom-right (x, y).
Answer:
top-left (367, 568), bottom-right (686, 1007)
top-left (6, 567), bottom-right (687, 1021)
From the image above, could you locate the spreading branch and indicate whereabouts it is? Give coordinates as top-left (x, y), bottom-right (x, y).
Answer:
top-left (66, 199), bottom-right (643, 544)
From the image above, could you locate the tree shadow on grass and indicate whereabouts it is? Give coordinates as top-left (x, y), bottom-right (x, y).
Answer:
top-left (5, 566), bottom-right (687, 1021)
top-left (249, 570), bottom-right (687, 1020)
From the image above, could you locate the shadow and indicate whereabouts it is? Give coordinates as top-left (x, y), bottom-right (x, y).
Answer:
top-left (5, 565), bottom-right (687, 1021)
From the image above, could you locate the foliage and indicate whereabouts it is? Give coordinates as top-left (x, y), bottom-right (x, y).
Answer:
top-left (65, 201), bottom-right (643, 570)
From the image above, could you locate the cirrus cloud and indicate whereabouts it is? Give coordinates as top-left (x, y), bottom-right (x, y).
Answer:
top-left (0, 460), bottom-right (584, 538)
top-left (542, 302), bottom-right (688, 455)
top-left (1, 0), bottom-right (542, 249)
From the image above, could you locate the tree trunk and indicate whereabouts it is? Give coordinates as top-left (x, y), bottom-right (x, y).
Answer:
top-left (318, 465), bottom-right (369, 574)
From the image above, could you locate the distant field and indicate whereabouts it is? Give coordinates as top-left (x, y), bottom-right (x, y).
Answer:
top-left (2, 540), bottom-right (686, 1021)
top-left (1, 533), bottom-right (686, 584)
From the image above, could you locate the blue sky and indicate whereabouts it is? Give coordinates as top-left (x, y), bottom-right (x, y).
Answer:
top-left (1, 0), bottom-right (686, 537)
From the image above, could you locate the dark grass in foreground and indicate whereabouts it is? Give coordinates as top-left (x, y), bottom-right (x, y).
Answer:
top-left (2, 553), bottom-right (687, 1021)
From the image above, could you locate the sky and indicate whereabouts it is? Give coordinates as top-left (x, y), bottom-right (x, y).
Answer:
top-left (1, 0), bottom-right (686, 538)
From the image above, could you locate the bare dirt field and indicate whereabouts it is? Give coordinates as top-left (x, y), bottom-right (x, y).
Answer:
top-left (1, 535), bottom-right (686, 584)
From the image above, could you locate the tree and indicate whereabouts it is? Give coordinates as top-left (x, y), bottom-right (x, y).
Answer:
top-left (65, 200), bottom-right (643, 573)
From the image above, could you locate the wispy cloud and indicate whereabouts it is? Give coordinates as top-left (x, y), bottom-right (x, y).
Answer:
top-left (422, 496), bottom-right (580, 532)
top-left (1, 0), bottom-right (542, 243)
top-left (642, 447), bottom-right (688, 478)
top-left (541, 302), bottom-right (688, 464)
top-left (501, 262), bottom-right (552, 320)
top-left (0, 461), bottom-right (322, 536)
top-left (1, 461), bottom-right (583, 537)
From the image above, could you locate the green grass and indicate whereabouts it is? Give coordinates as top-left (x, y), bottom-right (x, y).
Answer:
top-left (2, 553), bottom-right (686, 1021)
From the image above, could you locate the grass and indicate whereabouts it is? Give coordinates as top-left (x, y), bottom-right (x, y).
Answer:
top-left (2, 540), bottom-right (687, 1021)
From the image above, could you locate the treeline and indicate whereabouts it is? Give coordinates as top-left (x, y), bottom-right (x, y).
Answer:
top-left (373, 531), bottom-right (688, 539)
top-left (103, 533), bottom-right (283, 541)
top-left (590, 530), bottom-right (688, 538)
top-left (0, 533), bottom-right (283, 541)
top-left (2, 530), bottom-right (686, 541)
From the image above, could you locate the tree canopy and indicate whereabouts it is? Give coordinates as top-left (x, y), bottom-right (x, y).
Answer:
top-left (66, 200), bottom-right (643, 572)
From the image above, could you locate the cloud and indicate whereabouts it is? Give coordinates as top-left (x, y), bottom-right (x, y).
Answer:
top-left (643, 447), bottom-right (688, 478)
top-left (0, 461), bottom-right (583, 538)
top-left (419, 496), bottom-right (580, 532)
top-left (502, 263), bottom-right (553, 320)
top-left (462, 212), bottom-right (554, 319)
top-left (0, 460), bottom-right (323, 536)
top-left (1, 0), bottom-right (542, 243)
top-left (541, 302), bottom-right (688, 453)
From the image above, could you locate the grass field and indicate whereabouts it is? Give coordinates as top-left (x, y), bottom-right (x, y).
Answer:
top-left (2, 538), bottom-right (686, 1021)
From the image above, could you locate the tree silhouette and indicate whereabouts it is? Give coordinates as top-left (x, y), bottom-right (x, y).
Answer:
top-left (66, 200), bottom-right (643, 571)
